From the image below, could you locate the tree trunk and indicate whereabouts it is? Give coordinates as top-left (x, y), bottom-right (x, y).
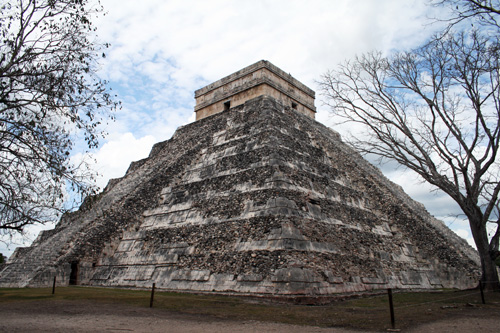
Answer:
top-left (480, 252), bottom-right (499, 290)
top-left (470, 216), bottom-right (500, 290)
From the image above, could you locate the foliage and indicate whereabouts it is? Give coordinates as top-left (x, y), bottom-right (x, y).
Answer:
top-left (0, 0), bottom-right (118, 234)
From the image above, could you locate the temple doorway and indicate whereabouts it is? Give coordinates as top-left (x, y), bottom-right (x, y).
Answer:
top-left (69, 261), bottom-right (79, 285)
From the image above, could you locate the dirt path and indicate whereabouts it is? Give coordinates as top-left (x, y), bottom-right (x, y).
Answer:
top-left (0, 300), bottom-right (499, 332)
top-left (0, 300), bottom-right (345, 333)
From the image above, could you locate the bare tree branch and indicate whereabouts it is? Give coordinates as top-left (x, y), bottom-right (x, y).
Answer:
top-left (0, 0), bottom-right (119, 236)
top-left (430, 0), bottom-right (500, 31)
top-left (319, 30), bottom-right (500, 288)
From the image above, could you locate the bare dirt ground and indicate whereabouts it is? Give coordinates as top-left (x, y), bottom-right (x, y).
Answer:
top-left (0, 299), bottom-right (499, 332)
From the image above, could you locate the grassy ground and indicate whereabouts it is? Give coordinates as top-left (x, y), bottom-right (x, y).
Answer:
top-left (0, 287), bottom-right (499, 331)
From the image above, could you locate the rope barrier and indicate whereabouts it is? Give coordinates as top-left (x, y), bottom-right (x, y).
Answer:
top-left (386, 284), bottom-right (499, 329)
top-left (390, 282), bottom-right (499, 310)
top-left (392, 290), bottom-right (482, 310)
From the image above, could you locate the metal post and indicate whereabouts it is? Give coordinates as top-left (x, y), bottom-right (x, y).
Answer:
top-left (150, 283), bottom-right (156, 308)
top-left (388, 288), bottom-right (395, 329)
top-left (52, 276), bottom-right (56, 295)
top-left (479, 281), bottom-right (486, 304)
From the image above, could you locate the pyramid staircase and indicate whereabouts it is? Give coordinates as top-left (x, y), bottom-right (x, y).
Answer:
top-left (0, 96), bottom-right (479, 297)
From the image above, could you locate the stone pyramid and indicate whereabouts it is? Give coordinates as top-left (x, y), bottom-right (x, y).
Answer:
top-left (0, 61), bottom-right (479, 298)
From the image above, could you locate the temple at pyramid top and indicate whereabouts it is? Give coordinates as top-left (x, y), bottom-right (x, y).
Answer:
top-left (194, 60), bottom-right (316, 120)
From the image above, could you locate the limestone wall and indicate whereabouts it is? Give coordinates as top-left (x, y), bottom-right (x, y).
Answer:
top-left (0, 96), bottom-right (480, 298)
top-left (195, 60), bottom-right (316, 120)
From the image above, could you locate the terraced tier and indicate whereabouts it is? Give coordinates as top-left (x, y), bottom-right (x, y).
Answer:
top-left (0, 96), bottom-right (479, 297)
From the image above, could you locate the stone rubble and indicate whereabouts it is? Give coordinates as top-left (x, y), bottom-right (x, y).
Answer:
top-left (0, 96), bottom-right (480, 298)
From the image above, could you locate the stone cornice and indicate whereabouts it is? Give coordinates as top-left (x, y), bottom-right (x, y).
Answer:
top-left (194, 60), bottom-right (315, 99)
top-left (194, 76), bottom-right (316, 112)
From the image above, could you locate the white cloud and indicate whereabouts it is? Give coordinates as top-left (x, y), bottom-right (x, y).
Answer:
top-left (5, 0), bottom-right (466, 256)
top-left (389, 170), bottom-right (457, 214)
top-left (93, 133), bottom-right (157, 188)
top-left (0, 222), bottom-right (56, 259)
top-left (454, 229), bottom-right (476, 248)
top-left (73, 133), bottom-right (157, 190)
top-left (96, 0), bottom-right (440, 92)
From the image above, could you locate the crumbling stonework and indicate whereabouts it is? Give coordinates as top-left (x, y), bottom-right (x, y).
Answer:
top-left (194, 60), bottom-right (316, 120)
top-left (0, 95), bottom-right (479, 297)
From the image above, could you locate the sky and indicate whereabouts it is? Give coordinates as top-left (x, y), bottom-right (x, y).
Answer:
top-left (0, 0), bottom-right (478, 256)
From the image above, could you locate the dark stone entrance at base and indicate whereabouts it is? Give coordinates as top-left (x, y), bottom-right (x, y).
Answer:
top-left (69, 261), bottom-right (79, 285)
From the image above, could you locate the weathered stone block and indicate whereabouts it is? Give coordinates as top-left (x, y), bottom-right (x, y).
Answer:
top-left (275, 197), bottom-right (298, 209)
top-left (123, 266), bottom-right (155, 281)
top-left (237, 274), bottom-right (263, 282)
top-left (426, 270), bottom-right (443, 286)
top-left (324, 271), bottom-right (344, 284)
top-left (0, 86), bottom-right (480, 297)
top-left (400, 270), bottom-right (425, 285)
top-left (171, 270), bottom-right (211, 282)
top-left (306, 203), bottom-right (322, 218)
top-left (272, 268), bottom-right (321, 283)
top-left (116, 240), bottom-right (135, 252)
top-left (361, 276), bottom-right (388, 284)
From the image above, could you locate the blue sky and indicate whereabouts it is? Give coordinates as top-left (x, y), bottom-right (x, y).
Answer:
top-left (0, 0), bottom-right (477, 256)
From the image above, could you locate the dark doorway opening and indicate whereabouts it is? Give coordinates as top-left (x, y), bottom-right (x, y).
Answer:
top-left (69, 261), bottom-right (79, 285)
top-left (291, 101), bottom-right (298, 110)
top-left (224, 101), bottom-right (231, 111)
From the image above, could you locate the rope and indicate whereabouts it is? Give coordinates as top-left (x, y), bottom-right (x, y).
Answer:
top-left (391, 284), bottom-right (499, 310)
top-left (393, 290), bottom-right (482, 310)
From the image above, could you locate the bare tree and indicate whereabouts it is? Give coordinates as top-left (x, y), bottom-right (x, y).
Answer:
top-left (431, 0), bottom-right (500, 30)
top-left (0, 0), bottom-right (118, 235)
top-left (319, 30), bottom-right (500, 289)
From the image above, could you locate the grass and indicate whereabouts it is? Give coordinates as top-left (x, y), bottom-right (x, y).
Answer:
top-left (0, 286), bottom-right (499, 331)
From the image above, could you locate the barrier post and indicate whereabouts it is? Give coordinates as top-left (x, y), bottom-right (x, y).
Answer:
top-left (52, 276), bottom-right (56, 295)
top-left (150, 283), bottom-right (156, 308)
top-left (388, 288), bottom-right (395, 329)
top-left (479, 281), bottom-right (486, 304)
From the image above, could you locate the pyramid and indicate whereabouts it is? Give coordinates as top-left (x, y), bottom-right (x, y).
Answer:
top-left (0, 61), bottom-right (479, 298)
